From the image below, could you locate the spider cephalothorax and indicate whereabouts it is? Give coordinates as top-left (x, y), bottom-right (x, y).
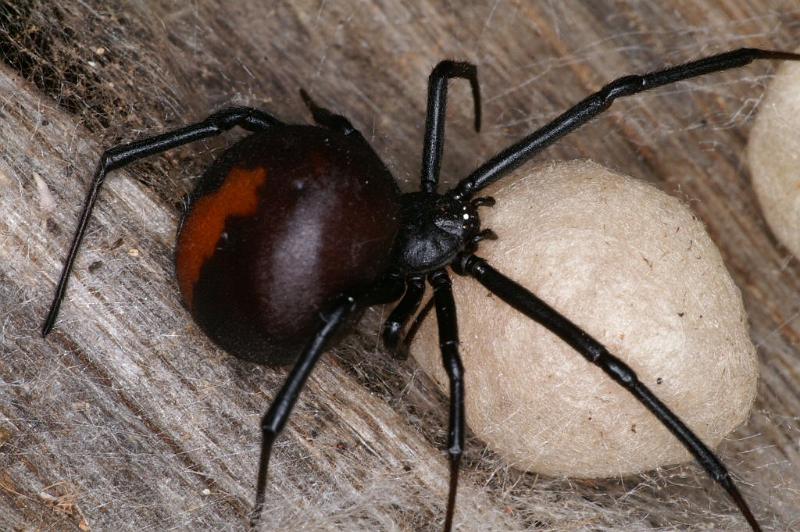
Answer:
top-left (43, 49), bottom-right (800, 531)
top-left (392, 191), bottom-right (490, 273)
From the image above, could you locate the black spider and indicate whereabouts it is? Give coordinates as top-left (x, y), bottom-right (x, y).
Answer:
top-left (43, 48), bottom-right (799, 531)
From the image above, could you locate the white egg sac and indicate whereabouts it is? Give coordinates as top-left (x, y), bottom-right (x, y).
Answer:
top-left (410, 160), bottom-right (757, 477)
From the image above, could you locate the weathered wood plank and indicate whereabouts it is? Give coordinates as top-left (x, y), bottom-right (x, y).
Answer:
top-left (1, 1), bottom-right (799, 530)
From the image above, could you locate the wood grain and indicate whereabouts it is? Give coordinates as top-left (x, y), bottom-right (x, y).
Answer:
top-left (1, 1), bottom-right (799, 530)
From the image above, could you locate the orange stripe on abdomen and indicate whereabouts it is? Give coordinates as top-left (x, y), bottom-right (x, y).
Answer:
top-left (176, 166), bottom-right (267, 309)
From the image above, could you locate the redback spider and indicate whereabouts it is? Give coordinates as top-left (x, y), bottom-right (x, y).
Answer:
top-left (43, 48), bottom-right (800, 531)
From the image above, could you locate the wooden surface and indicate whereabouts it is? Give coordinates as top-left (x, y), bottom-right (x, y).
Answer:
top-left (1, 1), bottom-right (799, 530)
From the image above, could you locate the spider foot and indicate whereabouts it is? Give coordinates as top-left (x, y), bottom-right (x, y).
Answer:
top-left (298, 88), bottom-right (321, 115)
top-left (471, 228), bottom-right (498, 246)
top-left (464, 228), bottom-right (497, 256)
top-left (390, 341), bottom-right (410, 361)
top-left (383, 317), bottom-right (408, 359)
top-left (299, 88), bottom-right (355, 134)
top-left (471, 196), bottom-right (495, 209)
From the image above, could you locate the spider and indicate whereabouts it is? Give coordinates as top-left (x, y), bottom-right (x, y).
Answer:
top-left (42, 47), bottom-right (799, 531)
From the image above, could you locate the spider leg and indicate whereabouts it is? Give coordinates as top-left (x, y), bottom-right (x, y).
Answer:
top-left (382, 274), bottom-right (425, 358)
top-left (299, 88), bottom-right (356, 134)
top-left (454, 253), bottom-right (761, 531)
top-left (400, 295), bottom-right (435, 352)
top-left (421, 61), bottom-right (481, 193)
top-left (429, 269), bottom-right (466, 532)
top-left (298, 89), bottom-right (403, 199)
top-left (42, 108), bottom-right (282, 336)
top-left (451, 48), bottom-right (800, 198)
top-left (251, 294), bottom-right (359, 526)
top-left (250, 277), bottom-right (402, 526)
top-left (360, 272), bottom-right (407, 307)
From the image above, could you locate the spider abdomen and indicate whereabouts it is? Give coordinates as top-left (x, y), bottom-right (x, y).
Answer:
top-left (175, 126), bottom-right (400, 365)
